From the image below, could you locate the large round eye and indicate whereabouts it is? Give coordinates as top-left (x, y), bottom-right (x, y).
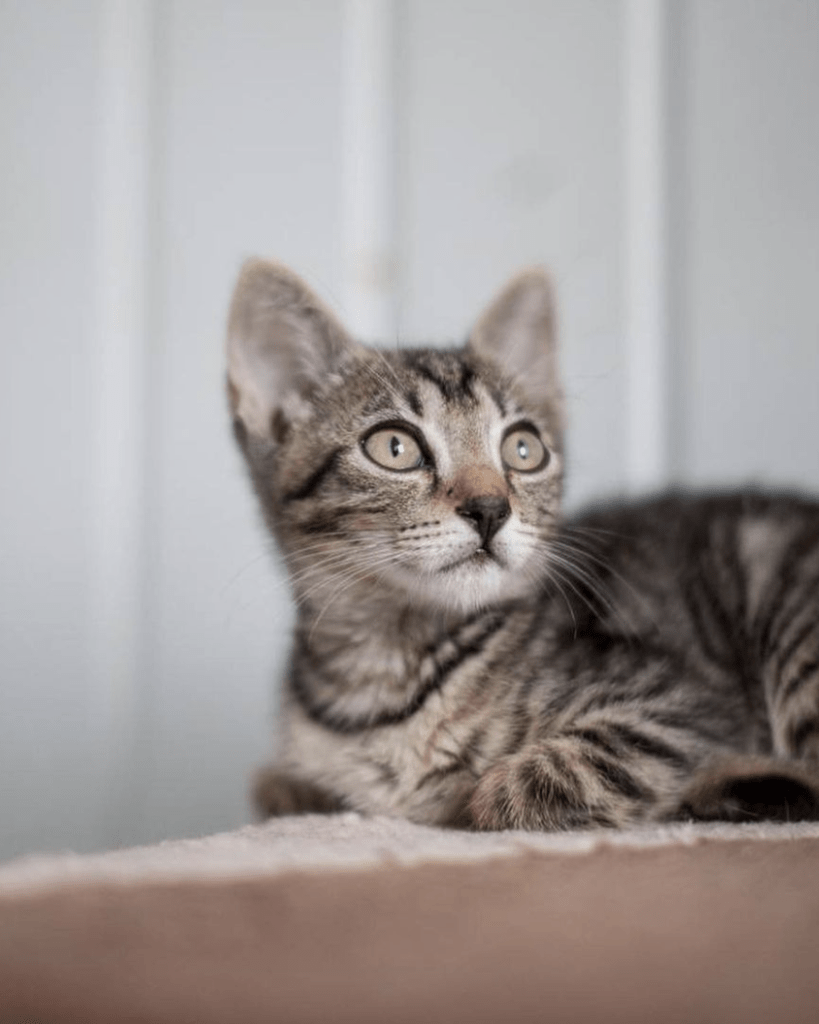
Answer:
top-left (363, 427), bottom-right (425, 471)
top-left (501, 427), bottom-right (549, 473)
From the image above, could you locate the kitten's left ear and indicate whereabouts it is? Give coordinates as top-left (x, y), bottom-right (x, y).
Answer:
top-left (467, 268), bottom-right (562, 417)
top-left (226, 258), bottom-right (362, 438)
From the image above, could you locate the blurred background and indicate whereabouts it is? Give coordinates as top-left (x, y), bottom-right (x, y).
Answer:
top-left (1, 0), bottom-right (817, 861)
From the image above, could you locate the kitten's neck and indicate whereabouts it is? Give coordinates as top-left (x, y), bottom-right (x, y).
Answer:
top-left (289, 580), bottom-right (507, 732)
top-left (297, 580), bottom-right (467, 672)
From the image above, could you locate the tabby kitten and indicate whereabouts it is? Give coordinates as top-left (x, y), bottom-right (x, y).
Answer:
top-left (227, 258), bottom-right (819, 830)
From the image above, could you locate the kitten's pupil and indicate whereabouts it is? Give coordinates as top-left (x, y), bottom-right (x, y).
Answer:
top-left (390, 435), bottom-right (404, 459)
top-left (517, 439), bottom-right (529, 461)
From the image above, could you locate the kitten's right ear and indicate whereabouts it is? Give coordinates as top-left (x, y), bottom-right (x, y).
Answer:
top-left (467, 268), bottom-right (561, 420)
top-left (226, 258), bottom-right (361, 439)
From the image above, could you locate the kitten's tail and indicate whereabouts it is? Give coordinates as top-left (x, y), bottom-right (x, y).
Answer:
top-left (673, 754), bottom-right (819, 824)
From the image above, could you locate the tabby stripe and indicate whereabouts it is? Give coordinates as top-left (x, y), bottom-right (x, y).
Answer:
top-left (415, 726), bottom-right (487, 789)
top-left (459, 365), bottom-right (477, 400)
top-left (405, 355), bottom-right (474, 404)
top-left (685, 571), bottom-right (735, 670)
top-left (506, 701), bottom-right (533, 754)
top-left (301, 503), bottom-right (388, 536)
top-left (781, 658), bottom-right (819, 704)
top-left (642, 708), bottom-right (726, 746)
top-left (465, 724), bottom-right (488, 762)
top-left (574, 667), bottom-right (694, 717)
top-left (290, 614), bottom-right (506, 734)
top-left (517, 754), bottom-right (583, 811)
top-left (544, 747), bottom-right (584, 798)
top-left (756, 523), bottom-right (819, 655)
top-left (369, 759), bottom-right (399, 786)
top-left (566, 727), bottom-right (621, 758)
top-left (605, 721), bottom-right (692, 770)
top-left (415, 760), bottom-right (467, 788)
top-left (487, 385), bottom-right (508, 418)
top-left (765, 572), bottom-right (819, 666)
top-left (774, 615), bottom-right (818, 681)
top-left (726, 523), bottom-right (749, 637)
top-left (723, 524), bottom-right (756, 697)
top-left (789, 716), bottom-right (819, 755)
top-left (282, 448), bottom-right (342, 503)
top-left (415, 364), bottom-right (460, 401)
top-left (406, 388), bottom-right (423, 417)
top-left (679, 515), bottom-right (746, 669)
top-left (516, 757), bottom-right (550, 806)
top-left (633, 665), bottom-right (690, 704)
top-left (582, 751), bottom-right (647, 801)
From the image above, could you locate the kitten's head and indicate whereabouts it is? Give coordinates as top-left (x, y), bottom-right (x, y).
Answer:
top-left (227, 259), bottom-right (564, 615)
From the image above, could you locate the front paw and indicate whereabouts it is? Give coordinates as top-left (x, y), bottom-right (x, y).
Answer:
top-left (252, 765), bottom-right (343, 818)
top-left (468, 748), bottom-right (617, 832)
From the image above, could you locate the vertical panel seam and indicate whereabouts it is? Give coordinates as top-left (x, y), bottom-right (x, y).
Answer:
top-left (90, 0), bottom-right (156, 847)
top-left (340, 0), bottom-right (399, 344)
top-left (624, 0), bottom-right (673, 492)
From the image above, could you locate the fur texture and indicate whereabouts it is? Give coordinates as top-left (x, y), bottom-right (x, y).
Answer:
top-left (227, 259), bottom-right (819, 830)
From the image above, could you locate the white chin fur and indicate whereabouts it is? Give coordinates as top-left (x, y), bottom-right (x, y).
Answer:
top-left (392, 558), bottom-right (536, 614)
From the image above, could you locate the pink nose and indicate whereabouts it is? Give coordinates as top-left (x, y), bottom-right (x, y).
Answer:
top-left (456, 496), bottom-right (511, 545)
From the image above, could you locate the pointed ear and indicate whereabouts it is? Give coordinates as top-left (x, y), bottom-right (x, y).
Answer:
top-left (226, 258), bottom-right (361, 438)
top-left (467, 268), bottom-right (561, 416)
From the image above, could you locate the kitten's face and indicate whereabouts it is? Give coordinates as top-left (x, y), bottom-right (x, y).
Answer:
top-left (264, 348), bottom-right (563, 613)
top-left (227, 260), bottom-right (563, 615)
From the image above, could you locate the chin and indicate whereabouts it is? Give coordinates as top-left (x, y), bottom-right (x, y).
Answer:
top-left (394, 557), bottom-right (537, 615)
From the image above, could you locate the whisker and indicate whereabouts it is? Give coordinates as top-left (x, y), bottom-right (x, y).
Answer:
top-left (550, 536), bottom-right (658, 632)
top-left (543, 547), bottom-right (637, 637)
top-left (307, 551), bottom-right (402, 633)
top-left (220, 545), bottom-right (278, 597)
top-left (563, 522), bottom-right (630, 541)
top-left (291, 553), bottom-right (392, 604)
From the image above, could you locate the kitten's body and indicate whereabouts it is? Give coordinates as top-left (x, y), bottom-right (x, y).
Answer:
top-left (228, 260), bottom-right (819, 830)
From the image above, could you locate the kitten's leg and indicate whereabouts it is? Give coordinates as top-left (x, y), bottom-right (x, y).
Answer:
top-left (253, 765), bottom-right (345, 818)
top-left (468, 710), bottom-right (705, 831)
top-left (469, 633), bottom-right (732, 831)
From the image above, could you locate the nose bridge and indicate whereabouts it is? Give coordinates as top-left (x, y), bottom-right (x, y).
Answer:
top-left (450, 463), bottom-right (507, 503)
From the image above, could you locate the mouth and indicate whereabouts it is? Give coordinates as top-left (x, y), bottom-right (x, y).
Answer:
top-left (440, 547), bottom-right (503, 574)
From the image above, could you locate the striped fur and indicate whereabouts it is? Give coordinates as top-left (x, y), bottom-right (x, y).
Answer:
top-left (228, 259), bottom-right (819, 830)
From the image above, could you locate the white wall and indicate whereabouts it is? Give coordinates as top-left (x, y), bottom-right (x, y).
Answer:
top-left (681, 0), bottom-right (819, 486)
top-left (1, 0), bottom-right (817, 860)
top-left (1, 0), bottom-right (108, 857)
